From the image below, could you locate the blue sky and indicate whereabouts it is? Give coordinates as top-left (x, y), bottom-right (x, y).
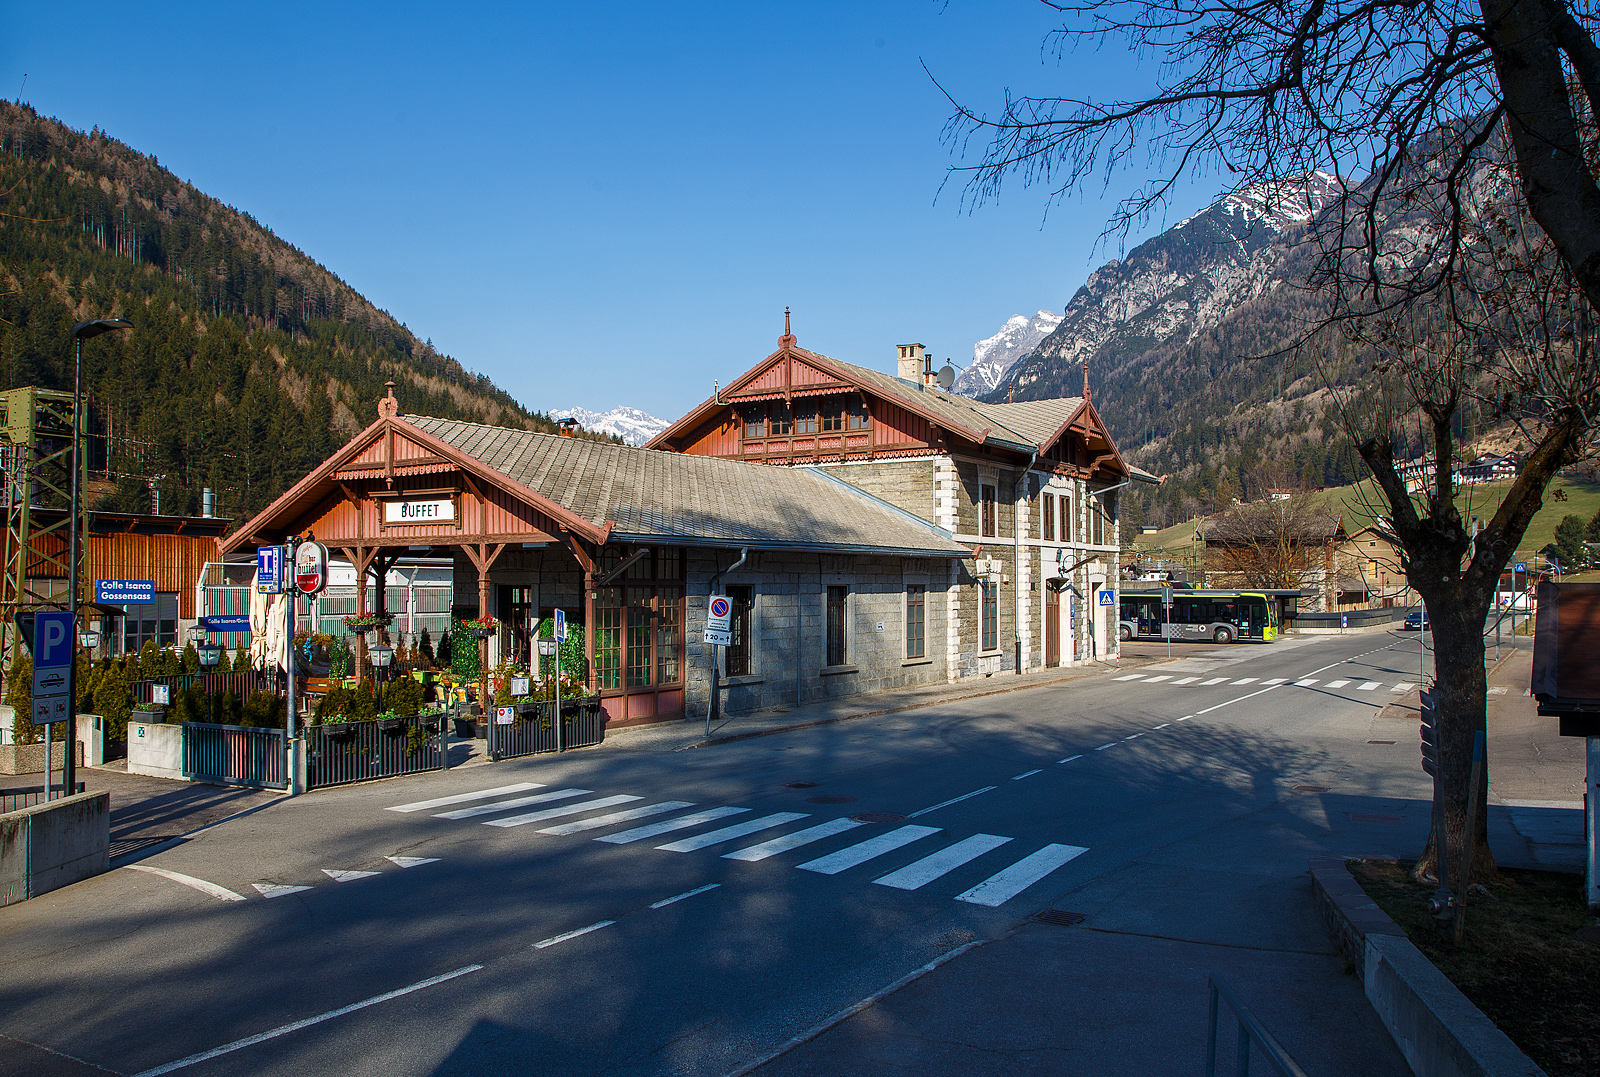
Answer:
top-left (5, 2), bottom-right (1211, 421)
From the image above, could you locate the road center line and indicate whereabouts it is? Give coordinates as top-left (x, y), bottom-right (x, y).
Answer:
top-left (1152, 723), bottom-right (1169, 729)
top-left (1057, 755), bottom-right (1081, 763)
top-left (129, 964), bottom-right (484, 1076)
top-left (1011, 769), bottom-right (1042, 780)
top-left (122, 865), bottom-right (245, 902)
top-left (534, 921), bottom-right (616, 949)
top-left (907, 786), bottom-right (996, 818)
top-left (1192, 684), bottom-right (1281, 717)
top-left (649, 883), bottom-right (721, 909)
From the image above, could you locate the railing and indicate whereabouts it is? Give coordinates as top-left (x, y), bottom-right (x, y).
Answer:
top-left (182, 723), bottom-right (286, 789)
top-left (1284, 607), bottom-right (1409, 629)
top-left (131, 671), bottom-right (272, 705)
top-left (1205, 974), bottom-right (1310, 1077)
top-left (488, 698), bottom-right (605, 761)
top-left (306, 714), bottom-right (446, 789)
top-left (0, 782), bottom-right (86, 814)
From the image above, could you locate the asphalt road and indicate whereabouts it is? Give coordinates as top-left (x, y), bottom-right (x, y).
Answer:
top-left (0, 632), bottom-right (1545, 1077)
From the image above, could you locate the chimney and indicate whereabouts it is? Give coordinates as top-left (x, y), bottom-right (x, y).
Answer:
top-left (556, 417), bottom-right (579, 437)
top-left (896, 343), bottom-right (926, 383)
top-left (201, 487), bottom-right (215, 518)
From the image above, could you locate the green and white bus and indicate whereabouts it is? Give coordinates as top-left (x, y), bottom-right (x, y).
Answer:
top-left (1118, 589), bottom-right (1279, 644)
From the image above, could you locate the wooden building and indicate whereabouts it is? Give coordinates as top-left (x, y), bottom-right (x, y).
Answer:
top-left (646, 320), bottom-right (1163, 674)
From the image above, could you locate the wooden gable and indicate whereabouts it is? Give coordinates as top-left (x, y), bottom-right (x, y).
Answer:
top-left (1037, 400), bottom-right (1130, 482)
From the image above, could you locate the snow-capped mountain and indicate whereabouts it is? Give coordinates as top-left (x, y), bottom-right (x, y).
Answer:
top-left (992, 172), bottom-right (1343, 402)
top-left (556, 406), bottom-right (670, 446)
top-left (951, 310), bottom-right (1063, 398)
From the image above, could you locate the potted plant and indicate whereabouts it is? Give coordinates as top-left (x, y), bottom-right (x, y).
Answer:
top-left (463, 615), bottom-right (498, 639)
top-left (321, 713), bottom-right (357, 741)
top-left (342, 612), bottom-right (394, 635)
top-left (376, 709), bottom-right (408, 734)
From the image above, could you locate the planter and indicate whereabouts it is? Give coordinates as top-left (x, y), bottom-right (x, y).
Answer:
top-left (132, 707), bottom-right (165, 724)
top-left (378, 717), bottom-right (408, 735)
top-left (323, 722), bottom-right (358, 741)
top-left (451, 717), bottom-right (476, 739)
top-left (466, 627), bottom-right (494, 640)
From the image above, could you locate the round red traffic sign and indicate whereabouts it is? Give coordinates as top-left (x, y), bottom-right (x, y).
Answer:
top-left (710, 597), bottom-right (730, 618)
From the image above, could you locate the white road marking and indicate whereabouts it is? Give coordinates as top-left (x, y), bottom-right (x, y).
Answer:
top-left (1199, 677), bottom-right (1228, 685)
top-left (1229, 678), bottom-right (1257, 685)
top-left (656, 812), bottom-right (809, 852)
top-left (1011, 769), bottom-right (1042, 780)
top-left (253, 883), bottom-right (312, 899)
top-left (485, 794), bottom-right (642, 828)
top-left (1488, 686), bottom-right (1509, 696)
top-left (1357, 682), bottom-right (1382, 691)
top-left (1152, 723), bottom-right (1169, 729)
top-left (1392, 682), bottom-right (1415, 692)
top-left (797, 825), bottom-right (942, 875)
top-left (1095, 743), bottom-right (1117, 751)
top-left (534, 921), bottom-right (615, 949)
top-left (1325, 680), bottom-right (1350, 689)
top-left (955, 844), bottom-right (1090, 907)
top-left (649, 883), bottom-right (721, 908)
top-left (1171, 677), bottom-right (1199, 685)
top-left (596, 806), bottom-right (750, 844)
top-left (122, 865), bottom-right (245, 902)
top-left (1261, 678), bottom-right (1288, 685)
top-left (1123, 733), bottom-right (1144, 740)
top-left (1193, 683), bottom-right (1281, 716)
top-left (907, 786), bottom-right (995, 819)
top-left (322, 869), bottom-right (380, 883)
top-left (386, 783), bottom-right (542, 812)
top-left (1294, 679), bottom-right (1318, 687)
top-left (723, 817), bottom-right (864, 862)
top-left (1143, 675), bottom-right (1172, 683)
top-left (1113, 673), bottom-right (1147, 681)
top-left (537, 801), bottom-right (696, 836)
top-left (385, 856), bottom-right (439, 868)
top-left (435, 788), bottom-right (591, 820)
top-left (1057, 755), bottom-right (1082, 763)
top-left (874, 834), bottom-right (1012, 891)
top-left (128, 964), bottom-right (484, 1076)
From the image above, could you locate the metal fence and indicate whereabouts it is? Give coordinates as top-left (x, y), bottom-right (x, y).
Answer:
top-left (306, 715), bottom-right (446, 789)
top-left (488, 698), bottom-right (605, 761)
top-left (181, 723), bottom-right (286, 790)
top-left (0, 782), bottom-right (85, 814)
top-left (1205, 974), bottom-right (1310, 1077)
top-left (131, 671), bottom-right (272, 705)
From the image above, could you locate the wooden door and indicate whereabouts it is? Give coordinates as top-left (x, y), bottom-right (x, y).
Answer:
top-left (1045, 583), bottom-right (1060, 667)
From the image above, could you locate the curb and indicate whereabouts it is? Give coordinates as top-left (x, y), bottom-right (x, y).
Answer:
top-left (1309, 857), bottom-right (1548, 1077)
top-left (685, 659), bottom-right (1157, 749)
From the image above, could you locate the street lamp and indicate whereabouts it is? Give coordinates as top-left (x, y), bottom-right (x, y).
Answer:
top-left (66, 317), bottom-right (132, 800)
top-left (196, 641), bottom-right (224, 669)
top-left (368, 641), bottom-right (394, 686)
top-left (187, 624), bottom-right (208, 645)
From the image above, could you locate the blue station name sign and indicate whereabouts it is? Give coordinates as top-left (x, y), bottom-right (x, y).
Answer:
top-left (97, 579), bottom-right (155, 604)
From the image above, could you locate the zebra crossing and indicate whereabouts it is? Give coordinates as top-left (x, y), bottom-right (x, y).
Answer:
top-left (383, 784), bottom-right (1090, 908)
top-left (1112, 671), bottom-right (1415, 694)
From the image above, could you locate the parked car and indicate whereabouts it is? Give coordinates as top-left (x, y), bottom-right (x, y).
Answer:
top-left (1402, 610), bottom-right (1429, 631)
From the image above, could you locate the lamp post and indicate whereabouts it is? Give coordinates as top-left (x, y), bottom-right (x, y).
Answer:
top-left (368, 640), bottom-right (394, 690)
top-left (66, 318), bottom-right (132, 799)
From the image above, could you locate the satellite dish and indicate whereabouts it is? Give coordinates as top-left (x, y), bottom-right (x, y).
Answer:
top-left (935, 364), bottom-right (956, 389)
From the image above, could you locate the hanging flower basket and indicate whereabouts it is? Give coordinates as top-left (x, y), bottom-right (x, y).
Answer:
top-left (463, 616), bottom-right (498, 640)
top-left (343, 612), bottom-right (394, 633)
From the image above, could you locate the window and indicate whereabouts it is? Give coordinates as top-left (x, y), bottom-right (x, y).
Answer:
top-left (847, 400), bottom-right (870, 430)
top-left (1061, 494), bottom-right (1073, 542)
top-left (1091, 496), bottom-right (1105, 545)
top-left (905, 585), bottom-right (925, 659)
top-left (795, 407), bottom-right (816, 434)
top-left (826, 585), bottom-right (848, 665)
top-left (743, 404), bottom-right (765, 439)
top-left (820, 398), bottom-right (846, 432)
top-left (1042, 492), bottom-right (1056, 541)
top-left (121, 593), bottom-right (178, 654)
top-left (981, 484), bottom-right (997, 537)
top-left (768, 402), bottom-right (792, 436)
top-left (594, 546), bottom-right (684, 692)
top-left (727, 586), bottom-right (752, 676)
top-left (980, 581), bottom-right (998, 651)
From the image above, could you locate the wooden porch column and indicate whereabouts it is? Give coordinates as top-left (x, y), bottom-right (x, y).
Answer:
top-left (564, 531), bottom-right (598, 695)
top-left (339, 545), bottom-right (377, 686)
top-left (460, 541), bottom-right (506, 709)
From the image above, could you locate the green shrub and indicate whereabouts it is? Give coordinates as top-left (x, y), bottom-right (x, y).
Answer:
top-left (232, 645), bottom-right (250, 671)
top-left (241, 689), bottom-right (286, 728)
top-left (382, 674), bottom-right (424, 716)
top-left (6, 654), bottom-right (35, 744)
top-left (94, 662), bottom-right (132, 743)
top-left (181, 642), bottom-right (200, 674)
top-left (448, 618), bottom-right (479, 681)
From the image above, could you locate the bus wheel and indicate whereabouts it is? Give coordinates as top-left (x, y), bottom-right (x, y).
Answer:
top-left (1213, 626), bottom-right (1234, 644)
top-left (1118, 624), bottom-right (1132, 641)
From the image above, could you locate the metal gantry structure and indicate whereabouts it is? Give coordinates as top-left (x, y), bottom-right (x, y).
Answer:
top-left (0, 386), bottom-right (86, 688)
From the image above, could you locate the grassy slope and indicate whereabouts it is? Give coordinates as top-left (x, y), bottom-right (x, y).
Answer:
top-left (1131, 475), bottom-right (1600, 568)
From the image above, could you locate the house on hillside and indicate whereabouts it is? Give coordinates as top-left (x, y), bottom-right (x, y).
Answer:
top-left (645, 318), bottom-right (1163, 677)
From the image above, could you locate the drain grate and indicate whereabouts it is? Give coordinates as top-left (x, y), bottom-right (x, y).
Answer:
top-left (806, 794), bottom-right (858, 804)
top-left (1367, 740), bottom-right (1396, 745)
top-left (110, 835), bottom-right (177, 858)
top-left (784, 781), bottom-right (819, 789)
top-left (851, 812), bottom-right (908, 824)
top-left (1293, 785), bottom-right (1329, 793)
top-left (1033, 909), bottom-right (1088, 927)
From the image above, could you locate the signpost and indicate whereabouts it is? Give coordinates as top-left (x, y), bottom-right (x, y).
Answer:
top-left (255, 546), bottom-right (285, 594)
top-left (294, 540), bottom-right (328, 596)
top-left (704, 595), bottom-right (732, 646)
top-left (95, 579), bottom-right (154, 605)
top-left (30, 611), bottom-right (74, 800)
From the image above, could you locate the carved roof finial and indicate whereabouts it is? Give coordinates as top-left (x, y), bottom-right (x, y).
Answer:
top-left (1082, 358), bottom-right (1091, 402)
top-left (779, 306), bottom-right (796, 349)
top-left (378, 380), bottom-right (400, 419)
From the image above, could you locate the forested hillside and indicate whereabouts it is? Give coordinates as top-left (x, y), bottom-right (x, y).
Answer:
top-left (0, 101), bottom-right (573, 522)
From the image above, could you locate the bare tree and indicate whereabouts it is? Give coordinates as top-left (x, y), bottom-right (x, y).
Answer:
top-left (1204, 500), bottom-right (1337, 595)
top-left (943, 0), bottom-right (1600, 883)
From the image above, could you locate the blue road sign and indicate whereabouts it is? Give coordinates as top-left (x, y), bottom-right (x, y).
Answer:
top-left (256, 546), bottom-right (285, 593)
top-left (555, 608), bottom-right (568, 642)
top-left (1098, 589), bottom-right (1115, 607)
top-left (1515, 562), bottom-right (1527, 572)
top-left (34, 611), bottom-right (74, 669)
top-left (97, 579), bottom-right (154, 604)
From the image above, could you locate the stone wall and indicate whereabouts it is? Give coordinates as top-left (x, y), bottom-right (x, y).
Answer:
top-left (818, 459), bottom-right (938, 521)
